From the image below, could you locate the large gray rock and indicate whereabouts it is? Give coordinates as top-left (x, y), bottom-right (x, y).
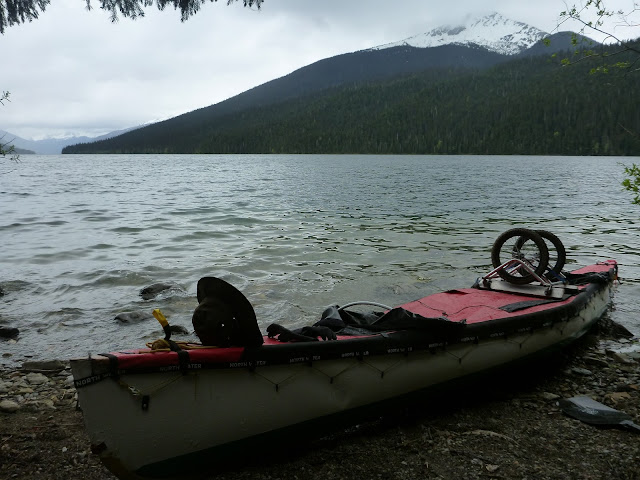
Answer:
top-left (22, 360), bottom-right (67, 372)
top-left (140, 283), bottom-right (184, 300)
top-left (0, 326), bottom-right (19, 338)
top-left (169, 325), bottom-right (190, 335)
top-left (115, 311), bottom-right (154, 323)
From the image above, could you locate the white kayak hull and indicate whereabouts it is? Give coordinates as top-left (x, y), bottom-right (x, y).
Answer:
top-left (71, 278), bottom-right (614, 478)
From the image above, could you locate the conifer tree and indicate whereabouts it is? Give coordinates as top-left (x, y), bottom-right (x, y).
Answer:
top-left (0, 91), bottom-right (18, 162)
top-left (0, 0), bottom-right (262, 34)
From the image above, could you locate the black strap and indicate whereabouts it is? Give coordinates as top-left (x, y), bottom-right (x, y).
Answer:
top-left (100, 352), bottom-right (120, 378)
top-left (499, 298), bottom-right (565, 313)
top-left (165, 340), bottom-right (190, 373)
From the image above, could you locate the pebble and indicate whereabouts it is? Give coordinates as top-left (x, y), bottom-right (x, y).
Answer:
top-left (571, 367), bottom-right (593, 376)
top-left (0, 399), bottom-right (20, 412)
top-left (606, 391), bottom-right (632, 403)
top-left (582, 355), bottom-right (609, 368)
top-left (26, 372), bottom-right (49, 385)
top-left (540, 392), bottom-right (561, 401)
top-left (1, 361), bottom-right (78, 414)
top-left (606, 351), bottom-right (636, 365)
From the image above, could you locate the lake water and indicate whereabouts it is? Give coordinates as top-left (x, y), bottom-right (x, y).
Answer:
top-left (1, 154), bottom-right (639, 366)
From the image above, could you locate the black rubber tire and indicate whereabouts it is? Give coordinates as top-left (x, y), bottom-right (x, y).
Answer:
top-left (516, 230), bottom-right (566, 278)
top-left (491, 228), bottom-right (550, 284)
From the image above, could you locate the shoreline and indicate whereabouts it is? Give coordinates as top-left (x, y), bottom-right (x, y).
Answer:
top-left (1, 325), bottom-right (639, 480)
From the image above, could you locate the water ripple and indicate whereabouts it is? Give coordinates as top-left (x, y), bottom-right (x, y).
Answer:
top-left (0, 153), bottom-right (639, 367)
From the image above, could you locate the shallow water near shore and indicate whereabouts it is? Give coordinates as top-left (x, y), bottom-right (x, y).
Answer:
top-left (1, 154), bottom-right (639, 366)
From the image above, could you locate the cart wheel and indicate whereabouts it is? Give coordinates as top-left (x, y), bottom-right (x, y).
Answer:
top-left (491, 228), bottom-right (550, 284)
top-left (516, 230), bottom-right (566, 278)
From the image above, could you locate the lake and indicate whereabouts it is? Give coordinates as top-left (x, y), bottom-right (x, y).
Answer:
top-left (1, 154), bottom-right (639, 366)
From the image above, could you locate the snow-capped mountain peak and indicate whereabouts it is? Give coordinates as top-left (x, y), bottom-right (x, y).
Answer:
top-left (372, 13), bottom-right (548, 55)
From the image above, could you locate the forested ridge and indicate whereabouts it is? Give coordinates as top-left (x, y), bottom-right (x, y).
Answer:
top-left (64, 42), bottom-right (640, 156)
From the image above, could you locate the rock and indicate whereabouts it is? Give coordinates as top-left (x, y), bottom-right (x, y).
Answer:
top-left (615, 384), bottom-right (634, 392)
top-left (169, 325), bottom-right (189, 335)
top-left (605, 391), bottom-right (631, 403)
top-left (582, 355), bottom-right (610, 369)
top-left (115, 311), bottom-right (153, 323)
top-left (540, 392), bottom-right (561, 401)
top-left (0, 399), bottom-right (20, 413)
top-left (140, 283), bottom-right (183, 300)
top-left (608, 321), bottom-right (635, 338)
top-left (25, 372), bottom-right (49, 385)
top-left (22, 360), bottom-right (67, 372)
top-left (38, 399), bottom-right (55, 409)
top-left (606, 351), bottom-right (636, 365)
top-left (571, 367), bottom-right (593, 376)
top-left (618, 365), bottom-right (638, 374)
top-left (0, 326), bottom-right (19, 338)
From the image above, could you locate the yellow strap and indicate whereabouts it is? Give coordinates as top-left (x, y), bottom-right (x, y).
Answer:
top-left (152, 309), bottom-right (169, 328)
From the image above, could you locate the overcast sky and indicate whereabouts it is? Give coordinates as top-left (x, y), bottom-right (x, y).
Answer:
top-left (1, 0), bottom-right (638, 140)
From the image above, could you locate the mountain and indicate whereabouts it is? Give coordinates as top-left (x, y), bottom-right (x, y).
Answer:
top-left (63, 14), bottom-right (609, 155)
top-left (1, 126), bottom-right (142, 154)
top-left (372, 12), bottom-right (547, 55)
top-left (14, 147), bottom-right (35, 154)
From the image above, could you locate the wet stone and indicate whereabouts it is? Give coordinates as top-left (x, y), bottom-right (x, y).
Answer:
top-left (540, 392), bottom-right (561, 401)
top-left (115, 310), bottom-right (154, 323)
top-left (0, 399), bottom-right (20, 413)
top-left (606, 351), bottom-right (636, 365)
top-left (139, 282), bottom-right (184, 300)
top-left (22, 360), bottom-right (67, 372)
top-left (26, 372), bottom-right (49, 385)
top-left (583, 355), bottom-right (610, 368)
top-left (571, 367), bottom-right (593, 376)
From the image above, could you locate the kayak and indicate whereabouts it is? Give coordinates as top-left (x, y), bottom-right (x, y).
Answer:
top-left (70, 255), bottom-right (618, 479)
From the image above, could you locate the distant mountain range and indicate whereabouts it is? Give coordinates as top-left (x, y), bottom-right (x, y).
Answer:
top-left (1, 126), bottom-right (141, 155)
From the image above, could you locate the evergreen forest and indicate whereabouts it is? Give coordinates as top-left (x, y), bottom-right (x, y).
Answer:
top-left (64, 42), bottom-right (640, 156)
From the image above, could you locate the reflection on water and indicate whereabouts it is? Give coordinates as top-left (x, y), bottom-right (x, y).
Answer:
top-left (1, 154), bottom-right (639, 365)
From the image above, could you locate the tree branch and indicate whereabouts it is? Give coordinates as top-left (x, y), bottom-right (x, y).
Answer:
top-left (1, 0), bottom-right (263, 33)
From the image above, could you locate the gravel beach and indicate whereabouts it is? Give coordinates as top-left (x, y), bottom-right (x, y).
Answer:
top-left (1, 320), bottom-right (639, 480)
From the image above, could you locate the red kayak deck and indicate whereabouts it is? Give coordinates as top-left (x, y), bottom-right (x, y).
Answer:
top-left (96, 261), bottom-right (616, 373)
top-left (397, 260), bottom-right (616, 324)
